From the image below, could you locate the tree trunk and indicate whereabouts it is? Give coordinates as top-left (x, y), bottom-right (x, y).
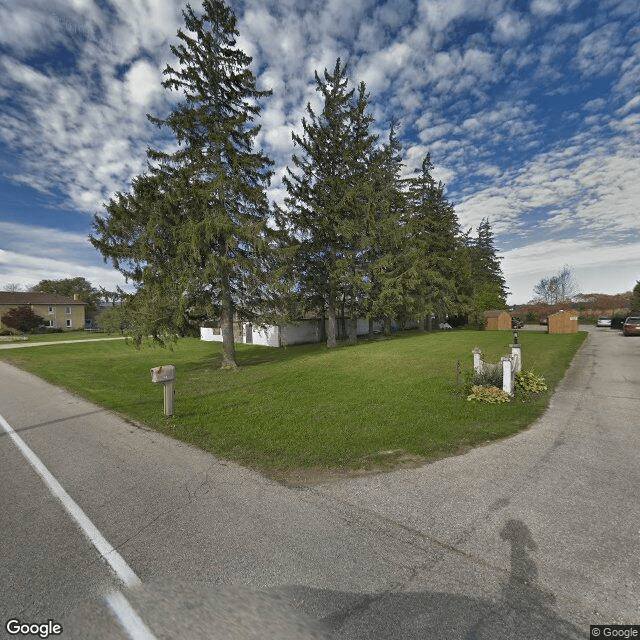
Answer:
top-left (427, 315), bottom-right (433, 332)
top-left (327, 301), bottom-right (337, 348)
top-left (368, 317), bottom-right (374, 339)
top-left (220, 277), bottom-right (238, 369)
top-left (383, 317), bottom-right (392, 337)
top-left (348, 313), bottom-right (357, 345)
top-left (348, 287), bottom-right (357, 344)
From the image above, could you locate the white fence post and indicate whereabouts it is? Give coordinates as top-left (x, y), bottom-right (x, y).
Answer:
top-left (473, 347), bottom-right (483, 374)
top-left (510, 343), bottom-right (522, 373)
top-left (501, 356), bottom-right (514, 395)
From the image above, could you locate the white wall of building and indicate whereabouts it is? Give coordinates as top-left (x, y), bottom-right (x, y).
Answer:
top-left (202, 318), bottom-right (390, 348)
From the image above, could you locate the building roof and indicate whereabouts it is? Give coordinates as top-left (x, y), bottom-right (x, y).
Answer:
top-left (0, 292), bottom-right (86, 305)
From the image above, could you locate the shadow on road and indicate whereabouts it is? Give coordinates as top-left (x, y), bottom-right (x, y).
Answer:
top-left (65, 520), bottom-right (585, 639)
top-left (0, 410), bottom-right (106, 438)
top-left (274, 519), bottom-right (583, 639)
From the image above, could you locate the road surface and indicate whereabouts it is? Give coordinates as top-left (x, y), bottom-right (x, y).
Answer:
top-left (1, 326), bottom-right (638, 638)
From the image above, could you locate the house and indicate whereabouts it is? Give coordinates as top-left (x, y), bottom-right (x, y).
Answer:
top-left (548, 309), bottom-right (578, 334)
top-left (201, 317), bottom-right (386, 347)
top-left (0, 292), bottom-right (86, 331)
top-left (484, 310), bottom-right (512, 330)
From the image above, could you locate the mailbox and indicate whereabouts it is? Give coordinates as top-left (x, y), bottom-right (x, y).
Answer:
top-left (150, 365), bottom-right (176, 384)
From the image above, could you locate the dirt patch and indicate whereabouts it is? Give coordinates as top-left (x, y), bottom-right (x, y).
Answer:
top-left (263, 450), bottom-right (429, 487)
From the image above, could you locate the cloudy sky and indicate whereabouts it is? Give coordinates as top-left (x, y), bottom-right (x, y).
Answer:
top-left (0, 0), bottom-right (639, 304)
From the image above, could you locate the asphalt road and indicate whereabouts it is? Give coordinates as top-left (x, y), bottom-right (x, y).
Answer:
top-left (0, 326), bottom-right (638, 639)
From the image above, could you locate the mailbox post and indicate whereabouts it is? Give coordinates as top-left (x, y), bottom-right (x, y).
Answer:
top-left (150, 365), bottom-right (176, 416)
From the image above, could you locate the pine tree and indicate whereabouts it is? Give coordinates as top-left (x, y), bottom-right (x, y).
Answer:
top-left (401, 154), bottom-right (463, 329)
top-left (466, 218), bottom-right (508, 326)
top-left (340, 82), bottom-right (379, 344)
top-left (365, 121), bottom-right (407, 336)
top-left (280, 60), bottom-right (377, 347)
top-left (91, 0), bottom-right (274, 368)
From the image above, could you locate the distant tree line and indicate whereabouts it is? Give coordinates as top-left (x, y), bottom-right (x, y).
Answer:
top-left (90, 0), bottom-right (507, 369)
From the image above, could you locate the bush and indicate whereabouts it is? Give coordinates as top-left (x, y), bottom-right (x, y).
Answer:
top-left (1, 307), bottom-right (45, 333)
top-left (471, 362), bottom-right (503, 388)
top-left (467, 385), bottom-right (511, 403)
top-left (515, 370), bottom-right (547, 394)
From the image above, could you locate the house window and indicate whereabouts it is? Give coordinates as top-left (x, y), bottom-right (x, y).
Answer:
top-left (66, 319), bottom-right (72, 328)
top-left (65, 306), bottom-right (71, 314)
top-left (46, 320), bottom-right (54, 327)
top-left (48, 306), bottom-right (54, 314)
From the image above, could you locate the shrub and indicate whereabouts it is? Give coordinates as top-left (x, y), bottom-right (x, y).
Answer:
top-left (1, 307), bottom-right (45, 333)
top-left (467, 385), bottom-right (511, 403)
top-left (515, 370), bottom-right (547, 394)
top-left (471, 362), bottom-right (503, 388)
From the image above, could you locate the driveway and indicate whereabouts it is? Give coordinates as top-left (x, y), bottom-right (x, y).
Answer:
top-left (0, 336), bottom-right (127, 349)
top-left (0, 326), bottom-right (637, 638)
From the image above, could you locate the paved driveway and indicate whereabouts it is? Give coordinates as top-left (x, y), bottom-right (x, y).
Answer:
top-left (1, 326), bottom-right (637, 638)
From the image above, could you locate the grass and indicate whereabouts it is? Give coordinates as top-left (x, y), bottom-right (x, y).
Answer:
top-left (0, 329), bottom-right (586, 483)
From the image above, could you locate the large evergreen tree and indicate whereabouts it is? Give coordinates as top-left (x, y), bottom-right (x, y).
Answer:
top-left (466, 218), bottom-right (508, 325)
top-left (364, 121), bottom-right (407, 336)
top-left (400, 154), bottom-right (463, 329)
top-left (91, 0), bottom-right (273, 368)
top-left (280, 60), bottom-right (377, 347)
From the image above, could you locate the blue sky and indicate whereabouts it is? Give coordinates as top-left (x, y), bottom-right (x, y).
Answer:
top-left (0, 0), bottom-right (639, 304)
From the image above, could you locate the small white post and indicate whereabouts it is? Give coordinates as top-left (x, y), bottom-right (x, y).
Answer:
top-left (502, 356), bottom-right (514, 395)
top-left (473, 347), bottom-right (483, 374)
top-left (510, 343), bottom-right (522, 373)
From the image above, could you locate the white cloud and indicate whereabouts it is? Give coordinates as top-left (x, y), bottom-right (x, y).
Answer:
top-left (493, 12), bottom-right (530, 43)
top-left (616, 95), bottom-right (640, 115)
top-left (503, 238), bottom-right (640, 303)
top-left (0, 248), bottom-right (128, 292)
top-left (530, 0), bottom-right (563, 17)
top-left (124, 59), bottom-right (161, 107)
top-left (0, 0), bottom-right (639, 303)
top-left (418, 0), bottom-right (481, 32)
top-left (575, 23), bottom-right (625, 77)
top-left (0, 221), bottom-right (129, 291)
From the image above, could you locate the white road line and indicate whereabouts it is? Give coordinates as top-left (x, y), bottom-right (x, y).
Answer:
top-left (0, 412), bottom-right (141, 588)
top-left (105, 591), bottom-right (158, 640)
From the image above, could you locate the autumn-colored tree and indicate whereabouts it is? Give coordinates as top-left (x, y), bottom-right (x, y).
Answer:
top-left (1, 307), bottom-right (45, 333)
top-left (631, 281), bottom-right (640, 313)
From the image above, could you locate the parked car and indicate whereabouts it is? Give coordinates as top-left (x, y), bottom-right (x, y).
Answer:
top-left (622, 317), bottom-right (640, 336)
top-left (511, 317), bottom-right (524, 329)
top-left (539, 317), bottom-right (548, 325)
top-left (596, 317), bottom-right (612, 328)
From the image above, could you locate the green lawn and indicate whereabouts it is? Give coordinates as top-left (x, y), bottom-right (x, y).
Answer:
top-left (0, 330), bottom-right (586, 483)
